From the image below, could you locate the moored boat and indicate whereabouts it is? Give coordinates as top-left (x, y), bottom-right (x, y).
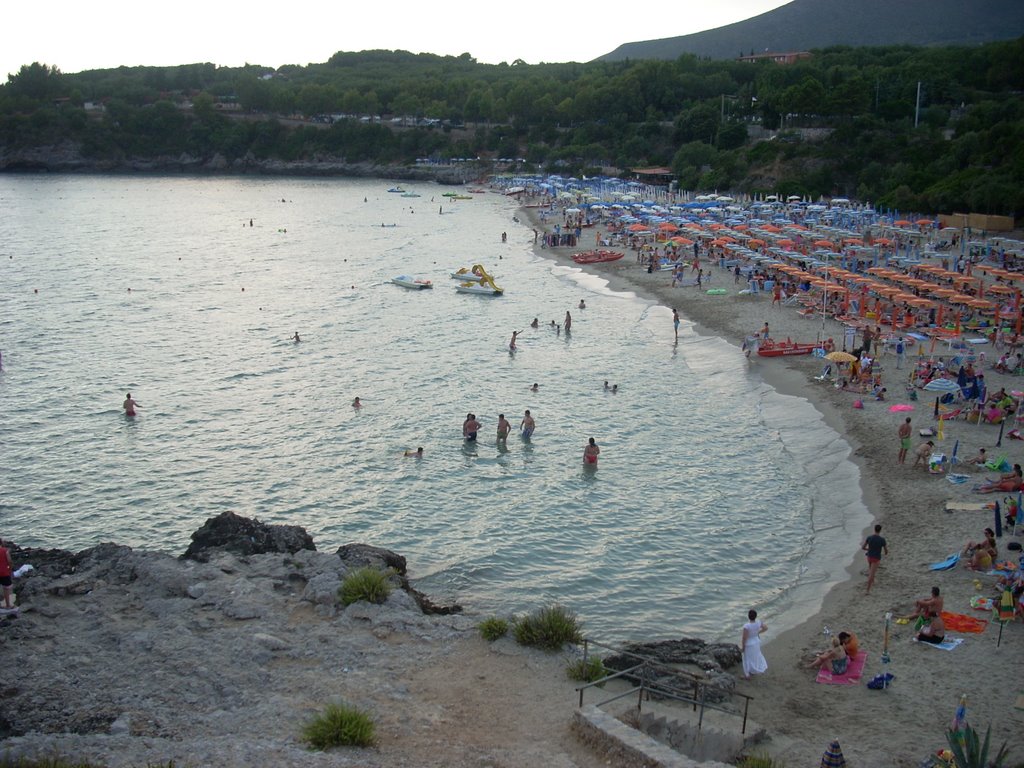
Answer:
top-left (392, 275), bottom-right (433, 290)
top-left (571, 250), bottom-right (625, 265)
top-left (456, 282), bottom-right (503, 296)
top-left (756, 339), bottom-right (820, 357)
top-left (387, 186), bottom-right (405, 193)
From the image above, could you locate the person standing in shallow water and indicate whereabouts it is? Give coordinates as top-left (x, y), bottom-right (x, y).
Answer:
top-left (122, 392), bottom-right (140, 417)
top-left (583, 437), bottom-right (600, 465)
top-left (564, 311), bottom-right (572, 333)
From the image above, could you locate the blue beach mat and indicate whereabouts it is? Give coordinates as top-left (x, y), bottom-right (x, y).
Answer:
top-left (921, 636), bottom-right (964, 651)
top-left (929, 553), bottom-right (960, 571)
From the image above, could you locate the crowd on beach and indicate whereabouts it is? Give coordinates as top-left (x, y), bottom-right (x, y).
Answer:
top-left (510, 175), bottom-right (1024, 761)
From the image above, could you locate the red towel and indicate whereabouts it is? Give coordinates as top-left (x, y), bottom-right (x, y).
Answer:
top-left (816, 651), bottom-right (868, 685)
top-left (940, 611), bottom-right (988, 634)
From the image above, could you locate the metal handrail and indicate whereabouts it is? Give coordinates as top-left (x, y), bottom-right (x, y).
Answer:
top-left (574, 637), bottom-right (754, 734)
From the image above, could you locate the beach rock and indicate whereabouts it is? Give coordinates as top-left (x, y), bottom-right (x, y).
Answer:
top-left (336, 543), bottom-right (407, 575)
top-left (181, 512), bottom-right (316, 562)
top-left (604, 638), bottom-right (742, 673)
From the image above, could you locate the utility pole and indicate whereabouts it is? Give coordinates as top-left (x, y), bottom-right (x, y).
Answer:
top-left (914, 81), bottom-right (921, 128)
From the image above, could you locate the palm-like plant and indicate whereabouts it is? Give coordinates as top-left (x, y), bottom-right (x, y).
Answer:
top-left (945, 724), bottom-right (1010, 768)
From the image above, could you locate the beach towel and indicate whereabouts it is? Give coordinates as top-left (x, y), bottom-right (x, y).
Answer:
top-left (815, 651), bottom-right (867, 685)
top-left (971, 595), bottom-right (995, 611)
top-left (929, 553), bottom-right (960, 570)
top-left (920, 636), bottom-right (964, 651)
top-left (946, 474), bottom-right (970, 485)
top-left (940, 612), bottom-right (988, 634)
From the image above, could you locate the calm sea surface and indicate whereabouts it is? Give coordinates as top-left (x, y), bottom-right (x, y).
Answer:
top-left (0, 175), bottom-right (869, 642)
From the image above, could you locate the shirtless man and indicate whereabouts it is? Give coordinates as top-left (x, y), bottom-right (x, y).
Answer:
top-left (496, 414), bottom-right (511, 442)
top-left (509, 330), bottom-right (522, 352)
top-left (520, 410), bottom-right (535, 439)
top-left (463, 413), bottom-right (480, 441)
top-left (905, 586), bottom-right (943, 620)
top-left (897, 417), bottom-right (912, 464)
top-left (352, 397), bottom-right (362, 409)
top-left (122, 392), bottom-right (140, 417)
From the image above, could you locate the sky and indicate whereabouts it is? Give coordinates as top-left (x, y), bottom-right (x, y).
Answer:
top-left (5, 0), bottom-right (792, 80)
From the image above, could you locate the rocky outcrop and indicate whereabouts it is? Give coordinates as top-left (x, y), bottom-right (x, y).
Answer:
top-left (181, 511), bottom-right (316, 561)
top-left (601, 638), bottom-right (743, 704)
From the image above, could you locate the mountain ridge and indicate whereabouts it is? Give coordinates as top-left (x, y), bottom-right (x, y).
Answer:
top-left (598, 0), bottom-right (1024, 61)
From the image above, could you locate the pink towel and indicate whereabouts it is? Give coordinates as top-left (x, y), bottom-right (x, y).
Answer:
top-left (816, 651), bottom-right (868, 685)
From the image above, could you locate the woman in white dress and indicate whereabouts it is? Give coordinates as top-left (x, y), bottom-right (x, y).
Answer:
top-left (741, 609), bottom-right (768, 679)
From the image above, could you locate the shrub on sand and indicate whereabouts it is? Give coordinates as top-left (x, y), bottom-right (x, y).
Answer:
top-left (301, 702), bottom-right (377, 749)
top-left (478, 616), bottom-right (509, 641)
top-left (338, 567), bottom-right (392, 607)
top-left (512, 604), bottom-right (583, 650)
top-left (566, 655), bottom-right (606, 684)
top-left (736, 753), bottom-right (786, 768)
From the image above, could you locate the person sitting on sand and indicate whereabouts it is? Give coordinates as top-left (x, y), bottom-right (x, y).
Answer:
top-left (962, 528), bottom-right (998, 570)
top-left (913, 611), bottom-right (946, 644)
top-left (968, 447), bottom-right (988, 465)
top-left (838, 631), bottom-right (859, 659)
top-left (905, 586), bottom-right (944, 620)
top-left (912, 440), bottom-right (935, 469)
top-left (975, 463), bottom-right (1024, 493)
top-left (806, 636), bottom-right (848, 674)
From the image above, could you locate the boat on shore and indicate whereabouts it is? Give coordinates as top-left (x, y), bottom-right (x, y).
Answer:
top-left (572, 250), bottom-right (625, 265)
top-left (392, 275), bottom-right (433, 290)
top-left (756, 339), bottom-right (820, 357)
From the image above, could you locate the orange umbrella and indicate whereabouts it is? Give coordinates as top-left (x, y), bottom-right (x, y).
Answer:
top-left (813, 240), bottom-right (834, 247)
top-left (893, 219), bottom-right (911, 227)
top-left (748, 238), bottom-right (766, 247)
top-left (658, 222), bottom-right (678, 231)
top-left (916, 218), bottom-right (934, 226)
top-left (628, 223), bottom-right (649, 232)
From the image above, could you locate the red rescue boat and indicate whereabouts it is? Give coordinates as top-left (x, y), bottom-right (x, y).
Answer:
top-left (756, 339), bottom-right (820, 357)
top-left (572, 250), bottom-right (625, 264)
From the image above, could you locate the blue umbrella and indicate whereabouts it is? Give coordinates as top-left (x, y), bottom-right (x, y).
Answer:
top-left (924, 378), bottom-right (962, 393)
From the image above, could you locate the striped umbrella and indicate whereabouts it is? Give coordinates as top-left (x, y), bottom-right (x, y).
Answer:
top-left (821, 739), bottom-right (847, 768)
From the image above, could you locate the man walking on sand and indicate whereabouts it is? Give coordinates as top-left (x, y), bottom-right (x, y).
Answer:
top-left (862, 524), bottom-right (888, 595)
top-left (897, 417), bottom-right (912, 464)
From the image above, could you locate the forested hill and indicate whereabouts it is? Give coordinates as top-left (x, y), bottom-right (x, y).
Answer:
top-left (2, 40), bottom-right (1023, 219)
top-left (600, 0), bottom-right (1024, 61)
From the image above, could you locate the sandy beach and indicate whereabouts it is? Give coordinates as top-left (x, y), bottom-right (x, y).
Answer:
top-left (519, 201), bottom-right (1024, 765)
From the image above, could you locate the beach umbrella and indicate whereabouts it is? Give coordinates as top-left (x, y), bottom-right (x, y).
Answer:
top-left (924, 379), bottom-right (962, 393)
top-left (826, 351), bottom-right (857, 363)
top-left (950, 694), bottom-right (968, 747)
top-left (820, 739), bottom-right (846, 768)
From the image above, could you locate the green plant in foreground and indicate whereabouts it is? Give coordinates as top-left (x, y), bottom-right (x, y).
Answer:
top-left (338, 567), bottom-right (392, 607)
top-left (736, 753), bottom-right (786, 768)
top-left (736, 753), bottom-right (785, 768)
top-left (301, 702), bottom-right (377, 749)
top-left (512, 604), bottom-right (583, 650)
top-left (478, 616), bottom-right (509, 641)
top-left (945, 724), bottom-right (1010, 768)
top-left (566, 655), bottom-right (606, 684)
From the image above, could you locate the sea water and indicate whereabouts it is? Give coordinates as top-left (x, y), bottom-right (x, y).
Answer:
top-left (0, 175), bottom-right (870, 643)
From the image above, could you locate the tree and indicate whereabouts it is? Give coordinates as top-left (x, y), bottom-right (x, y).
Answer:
top-left (6, 62), bottom-right (64, 100)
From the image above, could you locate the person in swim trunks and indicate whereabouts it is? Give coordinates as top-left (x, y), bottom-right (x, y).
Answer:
top-left (862, 523), bottom-right (888, 594)
top-left (463, 413), bottom-right (480, 441)
top-left (583, 437), bottom-right (600, 465)
top-left (897, 417), bottom-right (912, 464)
top-left (520, 410), bottom-right (535, 438)
top-left (496, 414), bottom-right (511, 442)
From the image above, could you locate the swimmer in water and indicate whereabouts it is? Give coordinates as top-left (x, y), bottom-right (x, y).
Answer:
top-left (604, 381), bottom-right (610, 390)
top-left (583, 437), bottom-right (600, 465)
top-left (352, 397), bottom-right (362, 409)
top-left (496, 414), bottom-right (511, 442)
top-left (123, 392), bottom-right (140, 417)
top-left (463, 413), bottom-right (480, 441)
top-left (520, 409), bottom-right (535, 439)
top-left (509, 330), bottom-right (522, 352)
top-left (530, 318), bottom-right (539, 328)
top-left (292, 332), bottom-right (301, 342)
top-left (404, 447), bottom-right (424, 458)
top-left (611, 385), bottom-right (618, 393)
top-left (530, 383), bottom-right (539, 392)
top-left (578, 299), bottom-right (586, 309)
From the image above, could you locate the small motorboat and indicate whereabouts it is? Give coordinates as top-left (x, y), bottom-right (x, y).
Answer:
top-left (756, 339), bottom-right (820, 357)
top-left (387, 186), bottom-right (405, 193)
top-left (392, 275), bottom-right (433, 290)
top-left (456, 282), bottom-right (503, 296)
top-left (571, 250), bottom-right (625, 264)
